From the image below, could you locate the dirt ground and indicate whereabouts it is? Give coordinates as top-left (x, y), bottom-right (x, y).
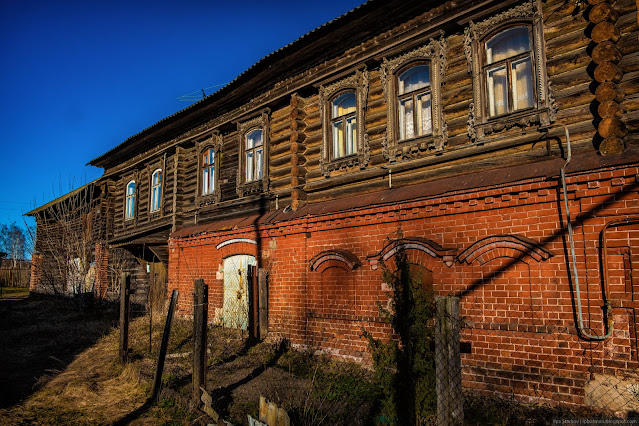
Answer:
top-left (0, 293), bottom-right (378, 425)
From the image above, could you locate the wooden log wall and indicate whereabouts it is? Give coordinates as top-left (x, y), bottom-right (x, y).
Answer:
top-left (101, 0), bottom-right (638, 230)
top-left (587, 0), bottom-right (636, 154)
top-left (296, 0), bottom-right (639, 203)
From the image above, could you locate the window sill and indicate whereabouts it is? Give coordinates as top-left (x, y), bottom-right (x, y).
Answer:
top-left (386, 134), bottom-right (438, 162)
top-left (237, 180), bottom-right (265, 197)
top-left (473, 107), bottom-right (553, 142)
top-left (321, 154), bottom-right (364, 176)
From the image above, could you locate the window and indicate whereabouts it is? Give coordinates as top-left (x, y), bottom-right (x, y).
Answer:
top-left (484, 26), bottom-right (534, 117)
top-left (319, 69), bottom-right (369, 176)
top-left (245, 129), bottom-right (263, 182)
top-left (380, 38), bottom-right (446, 162)
top-left (397, 64), bottom-right (432, 140)
top-left (125, 180), bottom-right (135, 219)
top-left (197, 133), bottom-right (223, 203)
top-left (150, 169), bottom-right (162, 212)
top-left (202, 148), bottom-right (215, 195)
top-left (236, 112), bottom-right (269, 197)
top-left (464, 3), bottom-right (557, 141)
top-left (331, 92), bottom-right (357, 158)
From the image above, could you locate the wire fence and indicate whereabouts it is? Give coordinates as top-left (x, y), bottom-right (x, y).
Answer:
top-left (434, 296), bottom-right (639, 425)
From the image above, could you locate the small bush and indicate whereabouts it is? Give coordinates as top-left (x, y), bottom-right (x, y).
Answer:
top-left (364, 244), bottom-right (436, 425)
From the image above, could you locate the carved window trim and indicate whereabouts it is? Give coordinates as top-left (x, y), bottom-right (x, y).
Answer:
top-left (196, 132), bottom-right (223, 205)
top-left (464, 1), bottom-right (557, 142)
top-left (318, 69), bottom-right (369, 176)
top-left (380, 37), bottom-right (447, 162)
top-left (236, 112), bottom-right (269, 197)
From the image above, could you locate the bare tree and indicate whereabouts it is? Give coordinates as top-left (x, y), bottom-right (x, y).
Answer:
top-left (29, 183), bottom-right (103, 296)
top-left (0, 222), bottom-right (30, 267)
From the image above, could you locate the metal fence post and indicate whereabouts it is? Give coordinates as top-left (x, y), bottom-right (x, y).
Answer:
top-left (435, 296), bottom-right (463, 425)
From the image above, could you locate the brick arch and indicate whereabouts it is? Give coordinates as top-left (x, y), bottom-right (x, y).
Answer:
top-left (217, 238), bottom-right (258, 260)
top-left (367, 237), bottom-right (456, 271)
top-left (308, 249), bottom-right (361, 273)
top-left (457, 234), bottom-right (553, 265)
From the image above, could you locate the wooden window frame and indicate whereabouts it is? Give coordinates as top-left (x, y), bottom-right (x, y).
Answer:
top-left (395, 62), bottom-right (433, 142)
top-left (150, 168), bottom-right (162, 214)
top-left (464, 1), bottom-right (557, 142)
top-left (236, 112), bottom-right (269, 197)
top-left (196, 132), bottom-right (223, 205)
top-left (125, 180), bottom-right (136, 221)
top-left (481, 25), bottom-right (536, 119)
top-left (380, 37), bottom-right (447, 162)
top-left (318, 69), bottom-right (369, 176)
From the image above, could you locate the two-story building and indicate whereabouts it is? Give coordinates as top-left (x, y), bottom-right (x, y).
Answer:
top-left (29, 0), bottom-right (639, 411)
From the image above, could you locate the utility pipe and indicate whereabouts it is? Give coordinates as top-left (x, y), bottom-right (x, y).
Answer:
top-left (558, 123), bottom-right (613, 340)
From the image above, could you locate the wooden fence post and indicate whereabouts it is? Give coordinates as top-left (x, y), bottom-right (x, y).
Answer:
top-left (258, 269), bottom-right (268, 339)
top-left (152, 289), bottom-right (178, 400)
top-left (435, 296), bottom-right (463, 426)
top-left (119, 273), bottom-right (131, 363)
top-left (193, 279), bottom-right (208, 404)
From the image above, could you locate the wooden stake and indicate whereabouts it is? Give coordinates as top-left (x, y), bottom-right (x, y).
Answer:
top-left (119, 273), bottom-right (131, 363)
top-left (193, 279), bottom-right (208, 404)
top-left (152, 289), bottom-right (178, 400)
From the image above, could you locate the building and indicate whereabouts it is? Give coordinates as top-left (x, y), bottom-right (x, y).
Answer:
top-left (29, 0), bottom-right (639, 411)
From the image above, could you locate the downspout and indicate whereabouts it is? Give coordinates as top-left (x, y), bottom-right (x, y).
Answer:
top-left (558, 122), bottom-right (613, 340)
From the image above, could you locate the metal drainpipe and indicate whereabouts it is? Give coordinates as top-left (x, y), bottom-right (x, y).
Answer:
top-left (558, 122), bottom-right (613, 340)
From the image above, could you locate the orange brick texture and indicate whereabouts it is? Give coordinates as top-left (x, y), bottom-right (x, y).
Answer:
top-left (169, 165), bottom-right (639, 407)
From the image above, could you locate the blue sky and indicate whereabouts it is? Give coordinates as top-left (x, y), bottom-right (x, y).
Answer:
top-left (0, 0), bottom-right (365, 227)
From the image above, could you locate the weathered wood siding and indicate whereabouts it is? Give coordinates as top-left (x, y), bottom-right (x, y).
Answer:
top-left (101, 0), bottom-right (638, 238)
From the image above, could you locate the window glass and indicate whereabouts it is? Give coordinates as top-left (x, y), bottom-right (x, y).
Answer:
top-left (202, 148), bottom-right (215, 196)
top-left (330, 91), bottom-right (357, 159)
top-left (512, 58), bottom-right (534, 110)
top-left (398, 65), bottom-right (430, 95)
top-left (331, 92), bottom-right (356, 118)
top-left (397, 64), bottom-right (431, 140)
top-left (246, 129), bottom-right (262, 149)
top-left (488, 66), bottom-right (508, 116)
top-left (484, 26), bottom-right (534, 117)
top-left (125, 181), bottom-right (135, 219)
top-left (486, 26), bottom-right (530, 64)
top-left (151, 170), bottom-right (162, 212)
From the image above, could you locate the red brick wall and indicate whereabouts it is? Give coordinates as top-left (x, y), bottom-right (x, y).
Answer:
top-left (169, 165), bottom-right (639, 408)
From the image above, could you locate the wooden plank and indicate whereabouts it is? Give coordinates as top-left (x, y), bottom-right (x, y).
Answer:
top-left (119, 273), bottom-right (131, 363)
top-left (192, 279), bottom-right (208, 404)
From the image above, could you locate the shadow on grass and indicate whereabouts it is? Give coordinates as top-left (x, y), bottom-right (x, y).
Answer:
top-left (0, 293), bottom-right (119, 408)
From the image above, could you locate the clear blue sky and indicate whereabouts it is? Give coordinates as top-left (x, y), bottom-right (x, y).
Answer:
top-left (0, 0), bottom-right (365, 227)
